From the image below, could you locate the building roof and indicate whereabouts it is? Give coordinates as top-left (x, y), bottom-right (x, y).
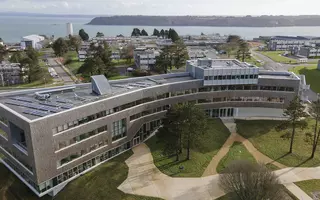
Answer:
top-left (22, 35), bottom-right (45, 42)
top-left (189, 59), bottom-right (258, 69)
top-left (0, 73), bottom-right (194, 120)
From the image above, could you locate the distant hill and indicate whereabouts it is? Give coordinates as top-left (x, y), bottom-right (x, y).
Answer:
top-left (88, 15), bottom-right (320, 27)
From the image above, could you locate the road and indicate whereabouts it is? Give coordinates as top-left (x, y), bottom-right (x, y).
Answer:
top-left (253, 50), bottom-right (318, 102)
top-left (47, 58), bottom-right (74, 85)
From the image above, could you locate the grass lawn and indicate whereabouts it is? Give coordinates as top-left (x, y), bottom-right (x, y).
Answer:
top-left (260, 51), bottom-right (298, 64)
top-left (236, 119), bottom-right (320, 167)
top-left (295, 179), bottom-right (320, 198)
top-left (146, 119), bottom-right (231, 177)
top-left (216, 142), bottom-right (256, 173)
top-left (289, 65), bottom-right (320, 93)
top-left (64, 51), bottom-right (82, 75)
top-left (112, 59), bottom-right (134, 66)
top-left (0, 151), bottom-right (161, 200)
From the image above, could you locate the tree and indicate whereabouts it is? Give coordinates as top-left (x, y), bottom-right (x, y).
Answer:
top-left (78, 42), bottom-right (116, 79)
top-left (164, 30), bottom-right (169, 39)
top-left (158, 103), bottom-right (208, 160)
top-left (168, 29), bottom-right (180, 42)
top-left (141, 29), bottom-right (148, 36)
top-left (52, 38), bottom-right (69, 57)
top-left (155, 46), bottom-right (172, 73)
top-left (68, 35), bottom-right (81, 52)
top-left (152, 29), bottom-right (160, 37)
top-left (171, 40), bottom-right (189, 69)
top-left (9, 51), bottom-right (23, 63)
top-left (236, 39), bottom-right (251, 62)
top-left (310, 98), bottom-right (320, 158)
top-left (120, 44), bottom-right (134, 63)
top-left (227, 35), bottom-right (241, 43)
top-left (281, 96), bottom-right (308, 153)
top-left (79, 29), bottom-right (89, 41)
top-left (20, 47), bottom-right (44, 83)
top-left (0, 45), bottom-right (7, 62)
top-left (160, 29), bottom-right (165, 38)
top-left (219, 160), bottom-right (286, 200)
top-left (157, 106), bottom-right (183, 161)
top-left (131, 28), bottom-right (141, 37)
top-left (96, 32), bottom-right (104, 37)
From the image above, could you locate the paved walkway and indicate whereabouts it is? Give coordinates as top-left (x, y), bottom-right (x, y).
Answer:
top-left (118, 143), bottom-right (320, 200)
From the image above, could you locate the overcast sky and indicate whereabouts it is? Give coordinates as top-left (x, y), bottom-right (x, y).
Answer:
top-left (0, 0), bottom-right (319, 16)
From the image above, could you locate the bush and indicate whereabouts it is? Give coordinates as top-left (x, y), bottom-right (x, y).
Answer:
top-left (132, 69), bottom-right (150, 77)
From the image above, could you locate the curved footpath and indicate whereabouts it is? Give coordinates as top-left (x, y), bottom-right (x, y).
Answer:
top-left (118, 121), bottom-right (316, 200)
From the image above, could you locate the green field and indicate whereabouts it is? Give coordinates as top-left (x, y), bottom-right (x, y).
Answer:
top-left (0, 151), bottom-right (161, 200)
top-left (290, 65), bottom-right (320, 93)
top-left (236, 119), bottom-right (320, 167)
top-left (216, 142), bottom-right (257, 173)
top-left (295, 179), bottom-right (320, 198)
top-left (146, 119), bottom-right (230, 177)
top-left (260, 51), bottom-right (298, 64)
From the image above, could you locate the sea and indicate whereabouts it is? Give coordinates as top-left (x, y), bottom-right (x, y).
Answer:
top-left (2, 15), bottom-right (320, 43)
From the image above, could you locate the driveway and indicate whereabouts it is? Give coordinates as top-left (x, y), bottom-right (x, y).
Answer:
top-left (47, 58), bottom-right (74, 85)
top-left (118, 143), bottom-right (320, 200)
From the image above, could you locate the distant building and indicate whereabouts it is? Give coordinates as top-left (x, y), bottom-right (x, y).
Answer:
top-left (134, 48), bottom-right (160, 70)
top-left (20, 35), bottom-right (45, 50)
top-left (66, 23), bottom-right (73, 36)
top-left (0, 63), bottom-right (22, 86)
top-left (187, 46), bottom-right (217, 60)
top-left (291, 46), bottom-right (320, 58)
top-left (268, 36), bottom-right (320, 51)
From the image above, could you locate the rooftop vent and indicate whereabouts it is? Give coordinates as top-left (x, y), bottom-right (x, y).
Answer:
top-left (91, 75), bottom-right (112, 96)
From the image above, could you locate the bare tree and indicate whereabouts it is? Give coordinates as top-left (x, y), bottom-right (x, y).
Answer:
top-left (219, 160), bottom-right (286, 200)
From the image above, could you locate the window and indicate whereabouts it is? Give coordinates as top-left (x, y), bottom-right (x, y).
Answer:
top-left (241, 75), bottom-right (245, 79)
top-left (112, 119), bottom-right (127, 141)
top-left (214, 76), bottom-right (218, 80)
top-left (227, 75), bottom-right (231, 80)
top-left (204, 76), bottom-right (209, 80)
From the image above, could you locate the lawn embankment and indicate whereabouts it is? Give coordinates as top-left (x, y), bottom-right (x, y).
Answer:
top-left (216, 142), bottom-right (256, 173)
top-left (259, 51), bottom-right (298, 64)
top-left (289, 65), bottom-right (320, 93)
top-left (236, 119), bottom-right (320, 167)
top-left (146, 119), bottom-right (231, 177)
top-left (295, 179), bottom-right (320, 199)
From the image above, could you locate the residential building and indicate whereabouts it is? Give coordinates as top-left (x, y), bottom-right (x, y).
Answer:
top-left (268, 36), bottom-right (320, 51)
top-left (0, 58), bottom-right (309, 197)
top-left (134, 48), bottom-right (160, 70)
top-left (291, 46), bottom-right (320, 58)
top-left (20, 35), bottom-right (45, 50)
top-left (0, 63), bottom-right (22, 86)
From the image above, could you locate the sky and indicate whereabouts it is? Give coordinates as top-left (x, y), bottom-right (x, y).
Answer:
top-left (0, 0), bottom-right (320, 16)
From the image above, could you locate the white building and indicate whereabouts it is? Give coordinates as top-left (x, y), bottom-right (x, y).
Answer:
top-left (134, 48), bottom-right (160, 70)
top-left (67, 23), bottom-right (73, 36)
top-left (20, 35), bottom-right (45, 50)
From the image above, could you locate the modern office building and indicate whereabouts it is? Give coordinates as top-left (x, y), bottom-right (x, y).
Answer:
top-left (0, 58), bottom-right (309, 197)
top-left (134, 48), bottom-right (160, 70)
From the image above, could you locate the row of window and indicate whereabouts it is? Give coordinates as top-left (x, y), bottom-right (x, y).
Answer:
top-left (129, 106), bottom-right (169, 121)
top-left (111, 119), bottom-right (127, 141)
top-left (58, 138), bottom-right (109, 167)
top-left (198, 85), bottom-right (295, 92)
top-left (52, 94), bottom-right (170, 135)
top-left (197, 97), bottom-right (285, 104)
top-left (52, 83), bottom-right (295, 135)
top-left (205, 108), bottom-right (235, 118)
top-left (204, 74), bottom-right (259, 81)
top-left (37, 119), bottom-right (163, 193)
top-left (57, 125), bottom-right (108, 151)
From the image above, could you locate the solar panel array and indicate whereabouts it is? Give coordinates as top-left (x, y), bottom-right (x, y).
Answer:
top-left (23, 109), bottom-right (48, 117)
top-left (5, 94), bottom-right (76, 118)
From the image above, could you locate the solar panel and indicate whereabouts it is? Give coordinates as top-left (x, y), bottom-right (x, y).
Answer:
top-left (23, 109), bottom-right (48, 117)
top-left (11, 96), bottom-right (34, 103)
top-left (56, 99), bottom-right (70, 104)
top-left (39, 102), bottom-right (59, 107)
top-left (60, 104), bottom-right (73, 109)
top-left (6, 100), bottom-right (61, 113)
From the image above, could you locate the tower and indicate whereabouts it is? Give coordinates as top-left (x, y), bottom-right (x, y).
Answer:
top-left (67, 23), bottom-right (73, 36)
